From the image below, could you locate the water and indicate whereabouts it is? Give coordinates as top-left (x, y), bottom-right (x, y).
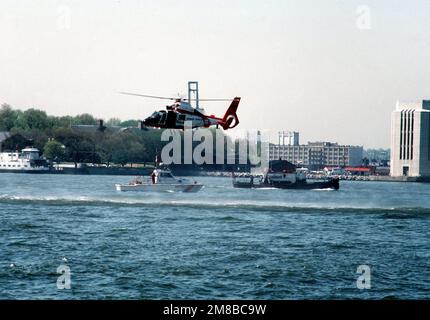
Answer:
top-left (0, 173), bottom-right (430, 299)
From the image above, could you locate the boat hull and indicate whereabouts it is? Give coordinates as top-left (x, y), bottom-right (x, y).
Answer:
top-left (0, 169), bottom-right (52, 174)
top-left (233, 178), bottom-right (340, 190)
top-left (115, 183), bottom-right (204, 193)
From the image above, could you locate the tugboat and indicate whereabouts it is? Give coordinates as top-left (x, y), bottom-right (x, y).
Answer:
top-left (115, 167), bottom-right (204, 193)
top-left (232, 160), bottom-right (339, 190)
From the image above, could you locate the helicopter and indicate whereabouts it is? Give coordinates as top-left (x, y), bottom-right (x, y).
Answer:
top-left (120, 81), bottom-right (241, 130)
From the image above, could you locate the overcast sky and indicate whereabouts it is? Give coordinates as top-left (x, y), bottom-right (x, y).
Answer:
top-left (1, 0), bottom-right (430, 148)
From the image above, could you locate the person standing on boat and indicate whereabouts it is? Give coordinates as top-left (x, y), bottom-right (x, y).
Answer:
top-left (153, 169), bottom-right (159, 184)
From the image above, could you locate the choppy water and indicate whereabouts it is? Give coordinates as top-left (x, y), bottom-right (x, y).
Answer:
top-left (0, 173), bottom-right (430, 299)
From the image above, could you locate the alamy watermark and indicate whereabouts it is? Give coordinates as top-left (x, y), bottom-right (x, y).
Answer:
top-left (57, 264), bottom-right (71, 290)
top-left (356, 264), bottom-right (371, 290)
top-left (160, 122), bottom-right (269, 169)
top-left (356, 5), bottom-right (371, 30)
top-left (57, 5), bottom-right (72, 31)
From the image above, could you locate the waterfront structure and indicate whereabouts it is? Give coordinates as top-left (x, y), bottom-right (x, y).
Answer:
top-left (364, 149), bottom-right (390, 162)
top-left (269, 141), bottom-right (363, 169)
top-left (0, 147), bottom-right (50, 172)
top-left (390, 100), bottom-right (430, 177)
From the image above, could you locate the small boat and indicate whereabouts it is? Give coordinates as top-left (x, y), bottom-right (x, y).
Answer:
top-left (115, 168), bottom-right (204, 193)
top-left (232, 160), bottom-right (340, 190)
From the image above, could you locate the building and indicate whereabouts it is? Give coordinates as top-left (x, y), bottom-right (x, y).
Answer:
top-left (364, 149), bottom-right (390, 162)
top-left (278, 131), bottom-right (299, 146)
top-left (269, 141), bottom-right (363, 169)
top-left (390, 100), bottom-right (430, 177)
top-left (324, 166), bottom-right (373, 176)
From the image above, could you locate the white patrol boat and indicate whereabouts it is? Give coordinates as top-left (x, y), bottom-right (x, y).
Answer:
top-left (115, 168), bottom-right (204, 193)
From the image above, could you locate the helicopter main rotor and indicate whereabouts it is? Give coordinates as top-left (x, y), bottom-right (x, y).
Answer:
top-left (119, 91), bottom-right (232, 102)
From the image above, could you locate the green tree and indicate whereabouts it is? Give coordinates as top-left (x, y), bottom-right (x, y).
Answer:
top-left (14, 108), bottom-right (49, 131)
top-left (127, 141), bottom-right (146, 166)
top-left (132, 129), bottom-right (164, 163)
top-left (53, 128), bottom-right (97, 167)
top-left (106, 118), bottom-right (121, 126)
top-left (119, 119), bottom-right (139, 127)
top-left (47, 115), bottom-right (73, 128)
top-left (64, 135), bottom-right (96, 167)
top-left (73, 114), bottom-right (96, 125)
top-left (27, 129), bottom-right (49, 151)
top-left (0, 104), bottom-right (19, 131)
top-left (107, 132), bottom-right (147, 166)
top-left (43, 140), bottom-right (65, 161)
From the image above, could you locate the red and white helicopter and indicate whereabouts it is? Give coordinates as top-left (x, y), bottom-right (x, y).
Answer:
top-left (120, 81), bottom-right (240, 130)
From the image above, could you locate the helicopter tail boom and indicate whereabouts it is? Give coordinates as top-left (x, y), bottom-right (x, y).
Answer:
top-left (221, 97), bottom-right (241, 130)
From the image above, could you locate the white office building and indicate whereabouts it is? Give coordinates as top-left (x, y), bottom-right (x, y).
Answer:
top-left (390, 100), bottom-right (430, 177)
top-left (269, 141), bottom-right (363, 169)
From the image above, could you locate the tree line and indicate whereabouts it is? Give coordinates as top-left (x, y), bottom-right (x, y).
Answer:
top-left (0, 103), bottom-right (163, 167)
top-left (0, 103), bottom-right (139, 132)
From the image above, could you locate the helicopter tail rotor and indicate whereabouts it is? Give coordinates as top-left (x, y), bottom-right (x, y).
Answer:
top-left (221, 97), bottom-right (241, 130)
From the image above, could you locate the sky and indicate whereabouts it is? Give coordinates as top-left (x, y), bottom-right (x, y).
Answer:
top-left (1, 0), bottom-right (430, 148)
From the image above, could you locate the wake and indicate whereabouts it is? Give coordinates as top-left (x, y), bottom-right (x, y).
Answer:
top-left (1, 194), bottom-right (430, 218)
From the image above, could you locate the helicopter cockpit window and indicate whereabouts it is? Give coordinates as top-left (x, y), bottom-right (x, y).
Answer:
top-left (151, 112), bottom-right (159, 118)
top-left (178, 114), bottom-right (186, 121)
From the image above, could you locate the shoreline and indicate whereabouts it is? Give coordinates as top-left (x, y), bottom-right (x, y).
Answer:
top-left (1, 168), bottom-right (429, 183)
